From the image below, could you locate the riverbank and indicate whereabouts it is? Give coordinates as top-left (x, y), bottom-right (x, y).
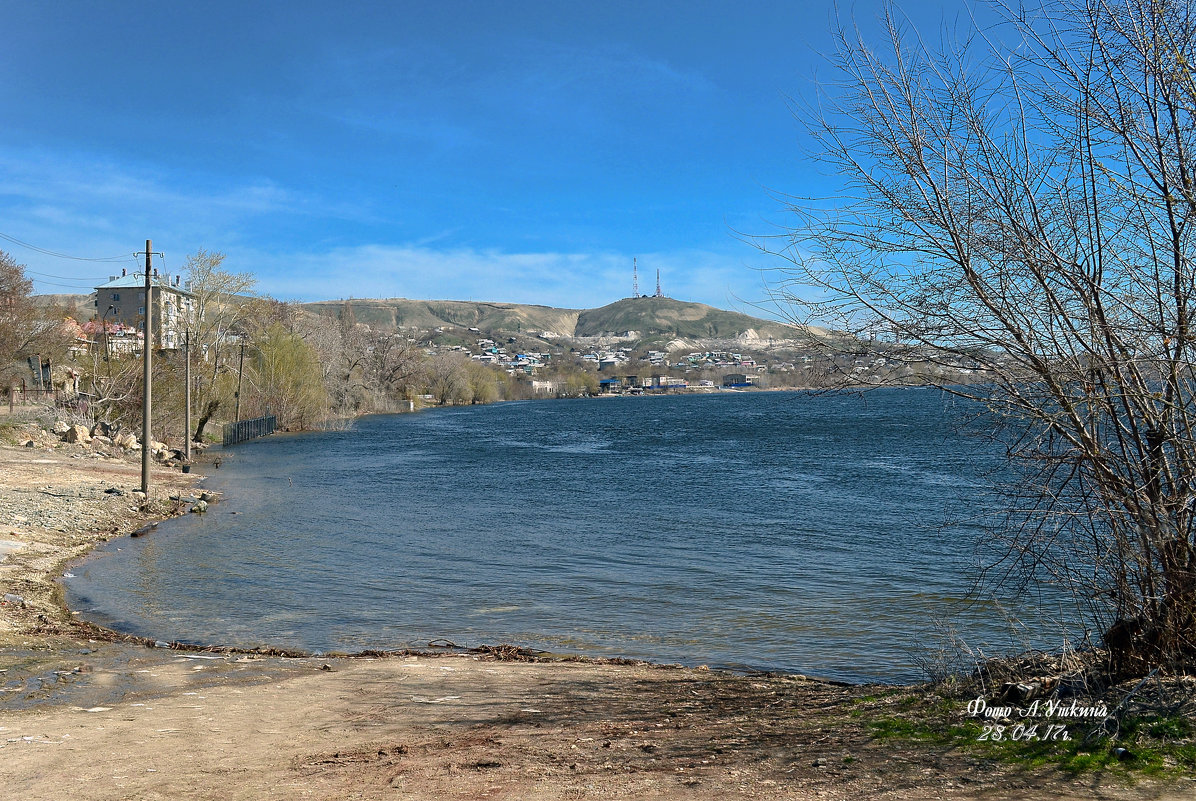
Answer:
top-left (1, 434), bottom-right (1193, 798)
top-left (0, 426), bottom-right (197, 649)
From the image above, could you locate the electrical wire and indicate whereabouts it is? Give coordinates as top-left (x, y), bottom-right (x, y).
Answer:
top-left (28, 278), bottom-right (101, 290)
top-left (23, 268), bottom-right (115, 283)
top-left (0, 231), bottom-right (134, 263)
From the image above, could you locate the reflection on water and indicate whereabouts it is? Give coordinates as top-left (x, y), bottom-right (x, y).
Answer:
top-left (65, 389), bottom-right (1075, 682)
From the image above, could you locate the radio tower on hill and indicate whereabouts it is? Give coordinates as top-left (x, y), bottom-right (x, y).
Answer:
top-left (654, 268), bottom-right (663, 298)
top-left (632, 258), bottom-right (640, 298)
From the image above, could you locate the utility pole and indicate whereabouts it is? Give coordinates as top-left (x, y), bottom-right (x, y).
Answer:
top-left (141, 241), bottom-right (152, 495)
top-left (235, 336), bottom-right (245, 421)
top-left (184, 329), bottom-right (192, 462)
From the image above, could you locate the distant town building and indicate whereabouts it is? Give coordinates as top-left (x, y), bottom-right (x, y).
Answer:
top-left (94, 268), bottom-right (195, 350)
top-left (599, 377), bottom-right (623, 394)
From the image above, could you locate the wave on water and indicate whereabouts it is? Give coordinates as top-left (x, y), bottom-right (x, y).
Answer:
top-left (65, 389), bottom-right (1071, 683)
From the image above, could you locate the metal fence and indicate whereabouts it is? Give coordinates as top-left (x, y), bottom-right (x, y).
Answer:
top-left (222, 415), bottom-right (277, 447)
top-left (4, 383), bottom-right (94, 415)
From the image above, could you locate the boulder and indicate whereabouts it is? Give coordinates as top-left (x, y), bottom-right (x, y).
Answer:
top-left (115, 433), bottom-right (139, 450)
top-left (92, 434), bottom-right (113, 446)
top-left (52, 420), bottom-right (70, 435)
top-left (62, 424), bottom-right (92, 444)
top-left (191, 500), bottom-right (208, 514)
top-left (91, 420), bottom-right (113, 439)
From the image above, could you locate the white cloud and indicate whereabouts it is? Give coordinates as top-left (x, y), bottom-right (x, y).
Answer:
top-left (2, 147), bottom-right (792, 319)
top-left (238, 243), bottom-right (786, 318)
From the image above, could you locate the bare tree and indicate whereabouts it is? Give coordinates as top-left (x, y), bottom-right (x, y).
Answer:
top-left (426, 351), bottom-right (474, 405)
top-left (761, 0), bottom-right (1196, 674)
top-left (184, 249), bottom-right (256, 437)
top-left (362, 330), bottom-right (422, 405)
top-left (0, 251), bottom-right (72, 389)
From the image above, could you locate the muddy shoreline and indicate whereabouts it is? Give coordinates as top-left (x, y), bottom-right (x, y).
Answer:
top-left (2, 434), bottom-right (1190, 799)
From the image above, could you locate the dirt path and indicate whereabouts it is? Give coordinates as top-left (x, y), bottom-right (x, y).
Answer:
top-left (4, 645), bottom-right (1191, 801)
top-left (1, 435), bottom-right (1192, 799)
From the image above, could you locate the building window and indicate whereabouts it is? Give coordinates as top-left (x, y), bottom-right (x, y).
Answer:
top-left (112, 293), bottom-right (120, 301)
top-left (138, 307), bottom-right (145, 315)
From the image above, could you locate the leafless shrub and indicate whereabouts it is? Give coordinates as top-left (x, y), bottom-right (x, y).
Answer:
top-left (759, 0), bottom-right (1196, 675)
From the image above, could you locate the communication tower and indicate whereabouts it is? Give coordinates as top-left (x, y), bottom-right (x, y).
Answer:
top-left (632, 258), bottom-right (640, 298)
top-left (654, 268), bottom-right (663, 298)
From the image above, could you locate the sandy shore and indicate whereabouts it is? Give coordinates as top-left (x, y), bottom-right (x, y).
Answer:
top-left (1, 434), bottom-right (1192, 799)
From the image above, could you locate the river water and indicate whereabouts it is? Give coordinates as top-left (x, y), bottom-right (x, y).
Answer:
top-left (65, 389), bottom-right (1075, 682)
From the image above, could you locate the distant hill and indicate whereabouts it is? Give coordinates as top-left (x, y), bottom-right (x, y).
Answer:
top-left (36, 291), bottom-right (819, 348)
top-left (302, 296), bottom-right (820, 347)
top-left (32, 293), bottom-right (94, 319)
top-left (575, 297), bottom-right (806, 341)
top-left (301, 298), bottom-right (582, 337)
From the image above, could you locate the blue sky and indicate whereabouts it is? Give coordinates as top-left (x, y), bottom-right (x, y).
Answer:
top-left (1, 1), bottom-right (977, 313)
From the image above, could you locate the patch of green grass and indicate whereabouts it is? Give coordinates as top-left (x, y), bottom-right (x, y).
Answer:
top-left (1143, 716), bottom-right (1194, 740)
top-left (0, 420), bottom-right (24, 444)
top-left (865, 705), bottom-right (1196, 778)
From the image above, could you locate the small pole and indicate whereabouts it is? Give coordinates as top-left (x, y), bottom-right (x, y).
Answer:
top-left (235, 336), bottom-right (245, 421)
top-left (184, 329), bottom-right (192, 462)
top-left (141, 240), bottom-right (153, 496)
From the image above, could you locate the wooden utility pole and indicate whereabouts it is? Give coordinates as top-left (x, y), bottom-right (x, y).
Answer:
top-left (140, 240), bottom-right (153, 496)
top-left (235, 337), bottom-right (245, 421)
top-left (184, 329), bottom-right (192, 462)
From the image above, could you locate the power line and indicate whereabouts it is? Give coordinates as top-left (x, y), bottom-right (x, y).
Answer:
top-left (0, 231), bottom-right (133, 263)
top-left (28, 277), bottom-right (100, 290)
top-left (24, 266), bottom-right (118, 282)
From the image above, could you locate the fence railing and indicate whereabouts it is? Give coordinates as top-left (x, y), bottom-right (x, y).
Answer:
top-left (4, 383), bottom-right (94, 414)
top-left (222, 415), bottom-right (277, 447)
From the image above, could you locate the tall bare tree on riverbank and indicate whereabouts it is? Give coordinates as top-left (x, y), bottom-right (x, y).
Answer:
top-left (762, 0), bottom-right (1196, 674)
top-left (184, 250), bottom-right (256, 438)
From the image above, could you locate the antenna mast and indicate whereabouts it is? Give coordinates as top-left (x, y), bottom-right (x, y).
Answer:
top-left (655, 268), bottom-right (663, 298)
top-left (632, 258), bottom-right (639, 298)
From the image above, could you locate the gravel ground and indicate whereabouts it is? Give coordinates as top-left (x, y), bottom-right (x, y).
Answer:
top-left (0, 416), bottom-right (198, 647)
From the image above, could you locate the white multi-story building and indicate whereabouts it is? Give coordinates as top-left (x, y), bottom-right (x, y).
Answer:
top-left (94, 268), bottom-right (196, 350)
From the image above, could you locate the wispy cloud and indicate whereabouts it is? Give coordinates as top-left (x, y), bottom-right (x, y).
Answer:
top-left (3, 147), bottom-right (786, 317)
top-left (0, 147), bottom-right (371, 288)
top-left (239, 243), bottom-right (781, 317)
